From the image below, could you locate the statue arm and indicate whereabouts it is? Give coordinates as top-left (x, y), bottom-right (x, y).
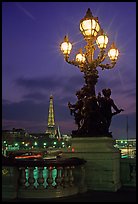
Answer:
top-left (111, 99), bottom-right (124, 115)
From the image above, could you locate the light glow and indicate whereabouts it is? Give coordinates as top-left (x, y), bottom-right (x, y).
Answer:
top-left (108, 42), bottom-right (119, 61)
top-left (60, 36), bottom-right (72, 55)
top-left (80, 19), bottom-right (100, 37)
top-left (76, 53), bottom-right (86, 63)
top-left (96, 34), bottom-right (108, 49)
top-left (108, 48), bottom-right (119, 60)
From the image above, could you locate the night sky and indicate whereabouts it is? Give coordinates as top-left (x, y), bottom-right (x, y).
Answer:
top-left (2, 2), bottom-right (136, 139)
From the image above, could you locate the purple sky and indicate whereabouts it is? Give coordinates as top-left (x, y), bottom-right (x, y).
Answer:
top-left (2, 2), bottom-right (136, 139)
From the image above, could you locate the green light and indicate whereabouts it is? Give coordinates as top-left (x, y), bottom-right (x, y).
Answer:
top-left (44, 143), bottom-right (47, 145)
top-left (54, 142), bottom-right (57, 145)
top-left (15, 143), bottom-right (18, 146)
top-left (34, 142), bottom-right (37, 146)
top-left (4, 141), bottom-right (6, 144)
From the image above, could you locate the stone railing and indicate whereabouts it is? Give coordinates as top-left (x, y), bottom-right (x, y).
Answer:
top-left (2, 155), bottom-right (87, 200)
top-left (120, 157), bottom-right (136, 187)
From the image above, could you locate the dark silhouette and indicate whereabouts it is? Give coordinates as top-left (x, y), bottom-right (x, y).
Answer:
top-left (68, 86), bottom-right (124, 137)
top-left (97, 88), bottom-right (124, 134)
top-left (68, 91), bottom-right (84, 130)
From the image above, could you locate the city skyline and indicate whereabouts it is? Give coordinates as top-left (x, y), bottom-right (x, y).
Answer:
top-left (2, 2), bottom-right (136, 139)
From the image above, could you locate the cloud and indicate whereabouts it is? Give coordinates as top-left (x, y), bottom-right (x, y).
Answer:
top-left (23, 92), bottom-right (48, 101)
top-left (2, 100), bottom-right (48, 121)
top-left (12, 70), bottom-right (136, 117)
top-left (2, 119), bottom-right (46, 133)
top-left (2, 98), bottom-right (71, 122)
top-left (15, 76), bottom-right (61, 90)
top-left (15, 75), bottom-right (84, 99)
top-left (2, 99), bottom-right (12, 105)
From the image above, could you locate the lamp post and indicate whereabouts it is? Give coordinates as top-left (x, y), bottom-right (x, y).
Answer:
top-left (60, 8), bottom-right (122, 137)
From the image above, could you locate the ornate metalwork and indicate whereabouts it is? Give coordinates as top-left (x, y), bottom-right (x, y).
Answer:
top-left (61, 8), bottom-right (124, 137)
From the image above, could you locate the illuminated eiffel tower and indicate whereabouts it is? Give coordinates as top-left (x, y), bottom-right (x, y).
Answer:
top-left (45, 95), bottom-right (57, 137)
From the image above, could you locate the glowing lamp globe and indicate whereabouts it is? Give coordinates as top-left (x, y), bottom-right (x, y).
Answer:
top-left (60, 36), bottom-right (72, 55)
top-left (96, 29), bottom-right (108, 49)
top-left (108, 42), bottom-right (119, 61)
top-left (80, 8), bottom-right (100, 39)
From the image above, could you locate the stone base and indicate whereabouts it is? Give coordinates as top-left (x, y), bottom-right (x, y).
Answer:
top-left (63, 136), bottom-right (122, 192)
top-left (17, 186), bottom-right (79, 199)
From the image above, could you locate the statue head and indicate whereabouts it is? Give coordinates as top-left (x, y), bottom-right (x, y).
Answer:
top-left (102, 88), bottom-right (111, 97)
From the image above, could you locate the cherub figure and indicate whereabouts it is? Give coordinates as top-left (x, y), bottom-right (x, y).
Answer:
top-left (98, 88), bottom-right (124, 133)
top-left (68, 90), bottom-right (84, 130)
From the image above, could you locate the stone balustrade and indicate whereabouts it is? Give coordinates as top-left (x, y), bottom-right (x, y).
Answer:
top-left (2, 156), bottom-right (87, 200)
top-left (120, 157), bottom-right (136, 187)
top-left (2, 153), bottom-right (136, 201)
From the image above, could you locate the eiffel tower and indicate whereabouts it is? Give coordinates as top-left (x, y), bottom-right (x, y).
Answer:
top-left (45, 95), bottom-right (57, 137)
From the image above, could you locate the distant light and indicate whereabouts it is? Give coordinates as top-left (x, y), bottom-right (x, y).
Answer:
top-left (49, 166), bottom-right (53, 170)
top-left (72, 148), bottom-right (75, 152)
top-left (3, 141), bottom-right (6, 144)
top-left (54, 142), bottom-right (57, 145)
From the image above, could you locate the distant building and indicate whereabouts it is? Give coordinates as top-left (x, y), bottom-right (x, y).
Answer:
top-left (62, 134), bottom-right (72, 141)
top-left (115, 139), bottom-right (136, 148)
top-left (2, 128), bottom-right (29, 141)
top-left (114, 138), bottom-right (136, 158)
top-left (2, 128), bottom-right (31, 154)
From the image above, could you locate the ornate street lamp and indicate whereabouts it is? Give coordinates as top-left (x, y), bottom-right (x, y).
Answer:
top-left (60, 8), bottom-right (123, 137)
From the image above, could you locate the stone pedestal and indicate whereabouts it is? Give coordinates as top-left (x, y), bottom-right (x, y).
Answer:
top-left (63, 137), bottom-right (121, 192)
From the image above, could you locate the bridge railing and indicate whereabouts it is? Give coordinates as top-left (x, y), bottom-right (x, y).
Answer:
top-left (120, 157), bottom-right (136, 187)
top-left (2, 156), bottom-right (87, 200)
top-left (3, 155), bottom-right (136, 200)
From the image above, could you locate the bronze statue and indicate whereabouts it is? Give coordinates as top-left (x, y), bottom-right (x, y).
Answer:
top-left (68, 90), bottom-right (84, 130)
top-left (68, 86), bottom-right (124, 137)
top-left (97, 88), bottom-right (124, 135)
